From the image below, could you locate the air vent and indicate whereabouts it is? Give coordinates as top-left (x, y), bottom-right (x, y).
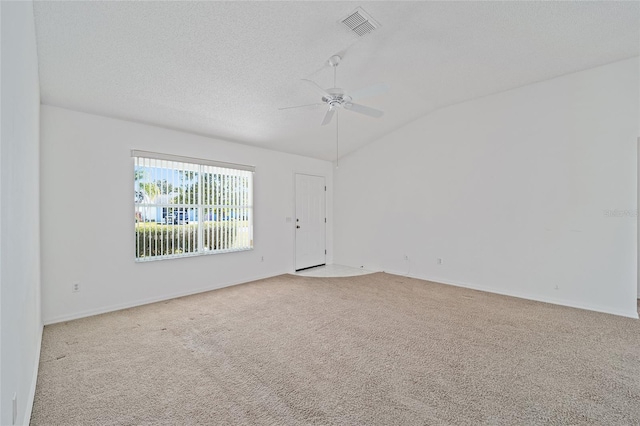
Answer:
top-left (340, 7), bottom-right (380, 37)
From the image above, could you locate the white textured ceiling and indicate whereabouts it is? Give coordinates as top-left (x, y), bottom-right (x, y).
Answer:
top-left (33, 1), bottom-right (639, 161)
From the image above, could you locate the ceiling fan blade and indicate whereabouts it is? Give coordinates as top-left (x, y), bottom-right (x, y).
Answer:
top-left (279, 102), bottom-right (324, 111)
top-left (321, 107), bottom-right (336, 126)
top-left (349, 83), bottom-right (390, 101)
top-left (302, 79), bottom-right (330, 98)
top-left (344, 102), bottom-right (384, 118)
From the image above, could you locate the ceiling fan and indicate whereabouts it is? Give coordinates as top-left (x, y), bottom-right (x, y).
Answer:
top-left (280, 55), bottom-right (389, 164)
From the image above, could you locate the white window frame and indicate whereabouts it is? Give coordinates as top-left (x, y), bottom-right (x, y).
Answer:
top-left (133, 150), bottom-right (254, 262)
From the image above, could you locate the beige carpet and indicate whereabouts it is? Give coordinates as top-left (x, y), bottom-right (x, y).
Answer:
top-left (31, 273), bottom-right (640, 425)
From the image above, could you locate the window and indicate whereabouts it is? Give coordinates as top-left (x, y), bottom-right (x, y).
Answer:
top-left (133, 150), bottom-right (254, 262)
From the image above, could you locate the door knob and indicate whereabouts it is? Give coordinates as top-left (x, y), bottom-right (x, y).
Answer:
top-left (296, 225), bottom-right (300, 229)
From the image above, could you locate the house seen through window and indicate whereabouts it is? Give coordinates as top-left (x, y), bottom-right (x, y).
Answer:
top-left (133, 151), bottom-right (254, 261)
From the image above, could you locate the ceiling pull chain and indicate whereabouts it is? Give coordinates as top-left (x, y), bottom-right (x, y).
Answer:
top-left (336, 110), bottom-right (339, 168)
top-left (334, 57), bottom-right (338, 167)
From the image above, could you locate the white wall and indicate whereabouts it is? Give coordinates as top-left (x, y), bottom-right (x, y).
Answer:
top-left (335, 57), bottom-right (639, 318)
top-left (40, 105), bottom-right (333, 324)
top-left (1, 1), bottom-right (42, 425)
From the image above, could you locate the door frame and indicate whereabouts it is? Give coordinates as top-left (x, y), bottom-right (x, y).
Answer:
top-left (293, 172), bottom-right (327, 272)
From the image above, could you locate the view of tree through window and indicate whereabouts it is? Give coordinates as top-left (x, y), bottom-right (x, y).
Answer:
top-left (133, 153), bottom-right (253, 261)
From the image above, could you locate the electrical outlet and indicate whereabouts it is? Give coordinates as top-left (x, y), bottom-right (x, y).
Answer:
top-left (72, 282), bottom-right (80, 293)
top-left (12, 393), bottom-right (17, 425)
top-left (554, 285), bottom-right (559, 290)
top-left (437, 258), bottom-right (443, 265)
top-left (404, 255), bottom-right (409, 261)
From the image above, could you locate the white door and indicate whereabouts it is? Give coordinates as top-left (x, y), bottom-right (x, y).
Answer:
top-left (295, 174), bottom-right (326, 271)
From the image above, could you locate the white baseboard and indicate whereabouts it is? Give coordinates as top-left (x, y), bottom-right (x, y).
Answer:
top-left (383, 269), bottom-right (639, 320)
top-left (22, 322), bottom-right (43, 426)
top-left (43, 269), bottom-right (640, 325)
top-left (43, 272), bottom-right (283, 325)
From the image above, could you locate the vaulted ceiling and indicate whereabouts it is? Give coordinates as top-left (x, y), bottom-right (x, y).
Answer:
top-left (33, 1), bottom-right (639, 161)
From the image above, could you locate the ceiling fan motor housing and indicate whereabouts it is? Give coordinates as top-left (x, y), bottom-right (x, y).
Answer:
top-left (322, 88), bottom-right (352, 108)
